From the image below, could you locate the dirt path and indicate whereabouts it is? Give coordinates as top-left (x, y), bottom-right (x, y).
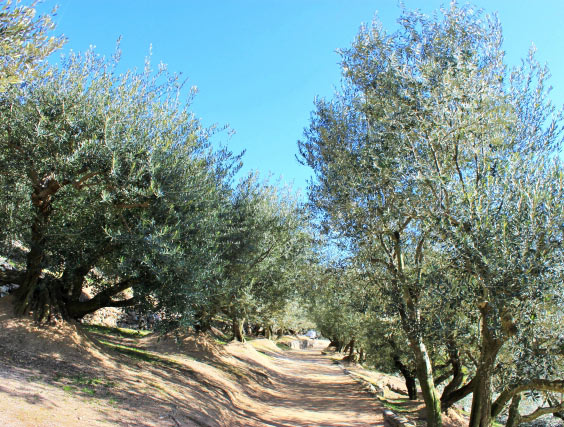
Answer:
top-left (247, 347), bottom-right (385, 427)
top-left (0, 307), bottom-right (385, 427)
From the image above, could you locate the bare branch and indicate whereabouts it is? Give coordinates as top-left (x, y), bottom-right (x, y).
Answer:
top-left (521, 401), bottom-right (564, 424)
top-left (491, 379), bottom-right (564, 418)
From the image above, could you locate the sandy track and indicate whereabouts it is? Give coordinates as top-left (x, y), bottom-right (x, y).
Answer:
top-left (0, 304), bottom-right (385, 427)
top-left (0, 347), bottom-right (385, 427)
top-left (244, 348), bottom-right (385, 427)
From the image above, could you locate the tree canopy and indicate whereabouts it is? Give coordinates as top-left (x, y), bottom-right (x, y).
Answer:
top-left (0, 0), bottom-right (64, 91)
top-left (2, 2), bottom-right (564, 426)
top-left (0, 4), bottom-right (315, 343)
top-left (300, 3), bottom-right (564, 426)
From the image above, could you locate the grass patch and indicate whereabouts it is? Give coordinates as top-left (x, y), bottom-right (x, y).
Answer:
top-left (276, 342), bottom-right (290, 351)
top-left (81, 387), bottom-right (96, 396)
top-left (56, 373), bottom-right (116, 396)
top-left (70, 374), bottom-right (115, 388)
top-left (380, 398), bottom-right (417, 414)
top-left (98, 339), bottom-right (183, 367)
top-left (82, 324), bottom-right (151, 339)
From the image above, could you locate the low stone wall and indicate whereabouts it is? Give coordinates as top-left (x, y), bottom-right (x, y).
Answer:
top-left (383, 410), bottom-right (416, 427)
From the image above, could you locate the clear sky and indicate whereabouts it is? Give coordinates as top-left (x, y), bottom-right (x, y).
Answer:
top-left (38, 1), bottom-right (564, 196)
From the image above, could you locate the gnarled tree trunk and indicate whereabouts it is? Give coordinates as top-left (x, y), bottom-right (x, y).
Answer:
top-left (505, 394), bottom-right (522, 427)
top-left (15, 174), bottom-right (61, 320)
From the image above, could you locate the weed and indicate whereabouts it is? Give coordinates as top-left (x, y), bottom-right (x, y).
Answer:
top-left (65, 375), bottom-right (114, 388)
top-left (81, 387), bottom-right (96, 396)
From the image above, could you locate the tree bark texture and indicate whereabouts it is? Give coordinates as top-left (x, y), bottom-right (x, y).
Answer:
top-left (410, 336), bottom-right (443, 427)
top-left (505, 394), bottom-right (522, 427)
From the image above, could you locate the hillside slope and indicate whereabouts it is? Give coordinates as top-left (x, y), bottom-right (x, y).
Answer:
top-left (0, 297), bottom-right (385, 426)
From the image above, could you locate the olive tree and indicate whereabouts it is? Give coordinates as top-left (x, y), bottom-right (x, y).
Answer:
top-left (213, 176), bottom-right (314, 341)
top-left (0, 48), bottom-right (235, 322)
top-left (299, 4), bottom-right (564, 426)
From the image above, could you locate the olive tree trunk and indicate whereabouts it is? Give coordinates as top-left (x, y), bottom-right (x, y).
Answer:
top-left (393, 355), bottom-right (418, 400)
top-left (469, 302), bottom-right (504, 427)
top-left (15, 174), bottom-right (61, 320)
top-left (232, 317), bottom-right (245, 342)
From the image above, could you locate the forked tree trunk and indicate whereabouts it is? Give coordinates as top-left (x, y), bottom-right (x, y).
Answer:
top-left (399, 289), bottom-right (442, 425)
top-left (329, 339), bottom-right (342, 351)
top-left (265, 324), bottom-right (274, 340)
top-left (393, 233), bottom-right (442, 426)
top-left (469, 363), bottom-right (495, 427)
top-left (505, 394), bottom-right (522, 427)
top-left (441, 340), bottom-right (464, 401)
top-left (409, 336), bottom-right (443, 427)
top-left (344, 338), bottom-right (355, 359)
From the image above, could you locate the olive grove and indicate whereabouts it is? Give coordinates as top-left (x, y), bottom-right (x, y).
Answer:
top-left (0, 1), bottom-right (316, 342)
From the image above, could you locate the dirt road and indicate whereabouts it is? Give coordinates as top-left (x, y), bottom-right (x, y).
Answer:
top-left (245, 346), bottom-right (385, 426)
top-left (0, 310), bottom-right (385, 427)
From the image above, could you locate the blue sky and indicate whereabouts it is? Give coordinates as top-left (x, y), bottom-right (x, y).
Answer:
top-left (39, 1), bottom-right (564, 196)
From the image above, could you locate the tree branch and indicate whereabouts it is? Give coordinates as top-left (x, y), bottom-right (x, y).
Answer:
top-left (520, 401), bottom-right (564, 424)
top-left (441, 376), bottom-right (476, 411)
top-left (491, 379), bottom-right (564, 419)
top-left (106, 297), bottom-right (136, 308)
top-left (66, 278), bottom-right (138, 318)
top-left (72, 171), bottom-right (103, 189)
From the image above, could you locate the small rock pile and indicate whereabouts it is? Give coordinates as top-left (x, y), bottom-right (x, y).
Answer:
top-left (0, 257), bottom-right (19, 298)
